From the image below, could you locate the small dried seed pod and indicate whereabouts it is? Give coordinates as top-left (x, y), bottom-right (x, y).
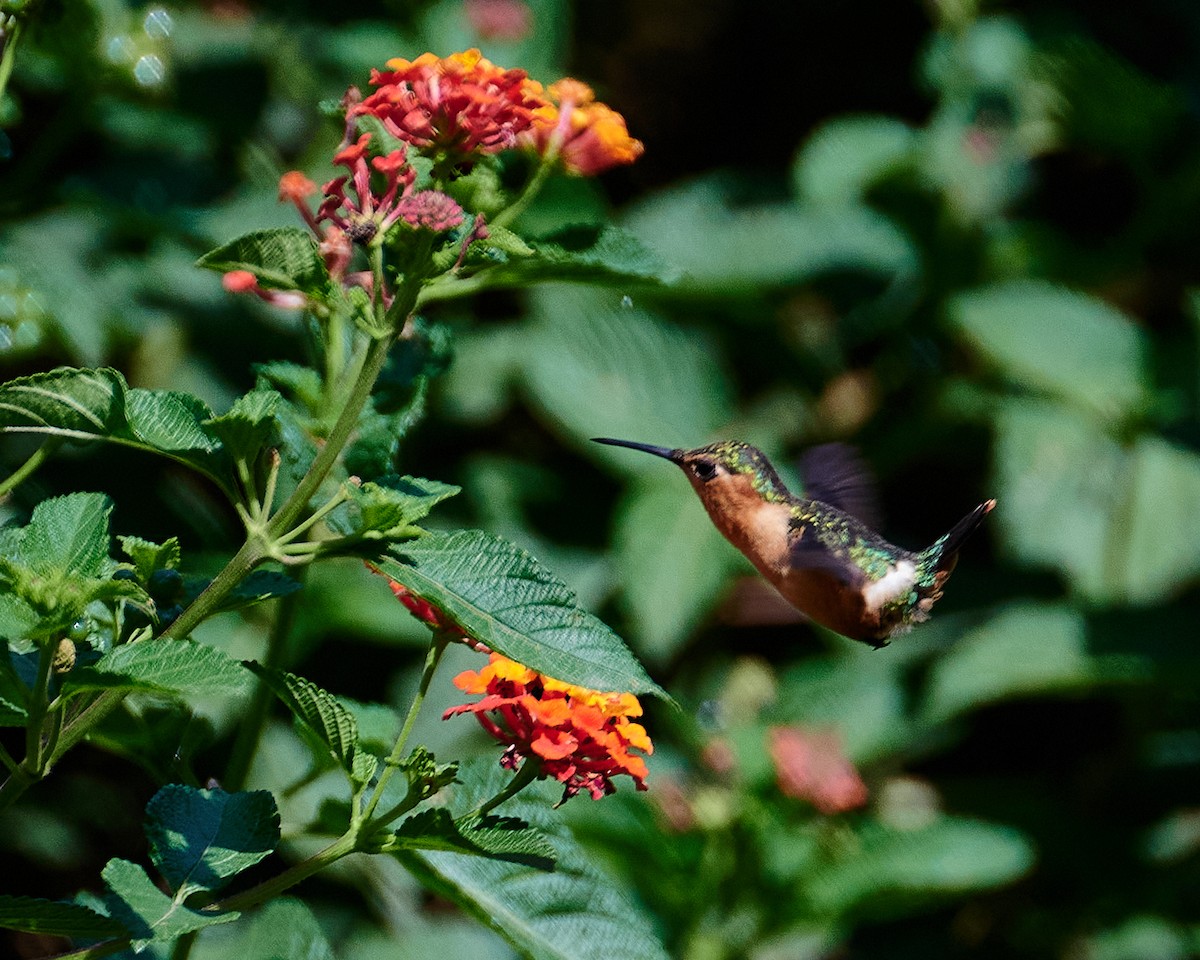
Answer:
top-left (53, 637), bottom-right (77, 674)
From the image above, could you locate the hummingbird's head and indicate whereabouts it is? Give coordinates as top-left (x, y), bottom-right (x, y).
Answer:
top-left (591, 438), bottom-right (791, 502)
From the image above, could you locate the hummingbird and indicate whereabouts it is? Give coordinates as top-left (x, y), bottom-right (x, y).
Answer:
top-left (592, 437), bottom-right (995, 646)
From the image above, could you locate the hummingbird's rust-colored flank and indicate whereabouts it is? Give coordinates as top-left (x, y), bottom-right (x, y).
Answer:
top-left (592, 437), bottom-right (995, 646)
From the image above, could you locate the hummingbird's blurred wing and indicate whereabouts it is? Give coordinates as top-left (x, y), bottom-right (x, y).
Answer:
top-left (799, 443), bottom-right (881, 529)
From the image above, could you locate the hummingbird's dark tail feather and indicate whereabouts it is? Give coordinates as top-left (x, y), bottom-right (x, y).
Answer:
top-left (908, 499), bottom-right (995, 624)
top-left (924, 499), bottom-right (996, 575)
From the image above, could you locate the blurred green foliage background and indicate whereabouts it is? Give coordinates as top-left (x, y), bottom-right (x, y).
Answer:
top-left (4, 0), bottom-right (1200, 957)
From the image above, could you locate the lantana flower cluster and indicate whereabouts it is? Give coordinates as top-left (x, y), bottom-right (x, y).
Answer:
top-left (223, 48), bottom-right (642, 311)
top-left (445, 652), bottom-right (653, 803)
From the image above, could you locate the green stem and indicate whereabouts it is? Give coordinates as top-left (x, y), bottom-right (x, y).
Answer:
top-left (474, 759), bottom-right (541, 818)
top-left (209, 831), bottom-right (358, 913)
top-left (490, 157), bottom-right (554, 232)
top-left (160, 538), bottom-right (265, 642)
top-left (267, 333), bottom-right (393, 536)
top-left (0, 19), bottom-right (23, 108)
top-left (274, 485), bottom-right (351, 547)
top-left (0, 739), bottom-right (18, 775)
top-left (0, 437), bottom-right (59, 498)
top-left (361, 632), bottom-right (449, 821)
top-left (23, 640), bottom-right (54, 772)
top-left (222, 578), bottom-right (304, 792)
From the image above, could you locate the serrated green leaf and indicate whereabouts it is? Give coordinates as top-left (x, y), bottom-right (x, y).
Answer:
top-left (400, 759), bottom-right (670, 960)
top-left (245, 663), bottom-right (360, 776)
top-left (793, 115), bottom-right (918, 206)
top-left (377, 530), bottom-right (664, 697)
top-left (949, 280), bottom-right (1149, 420)
top-left (399, 746), bottom-right (458, 803)
top-left (523, 284), bottom-right (732, 464)
top-left (623, 176), bottom-right (917, 295)
top-left (256, 361), bottom-right (324, 411)
top-left (0, 367), bottom-right (231, 489)
top-left (102, 858), bottom-right (239, 947)
top-left (422, 225), bottom-right (668, 304)
top-left (204, 388), bottom-right (282, 462)
top-left (0, 366), bottom-right (128, 437)
top-left (196, 227), bottom-right (331, 295)
top-left (384, 808), bottom-right (555, 869)
top-left (17, 492), bottom-right (113, 579)
top-left (0, 894), bottom-right (129, 938)
top-left (334, 475), bottom-right (461, 539)
top-left (145, 785), bottom-right (280, 897)
top-left (126, 388), bottom-right (222, 453)
top-left (119, 536), bottom-right (182, 582)
top-left (0, 593), bottom-right (39, 646)
top-left (65, 640), bottom-right (255, 698)
top-left (802, 818), bottom-right (1034, 915)
top-left (202, 570), bottom-right (302, 613)
top-left (614, 470), bottom-right (740, 663)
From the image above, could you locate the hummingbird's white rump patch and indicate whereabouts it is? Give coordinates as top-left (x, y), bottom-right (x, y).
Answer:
top-left (862, 560), bottom-right (917, 615)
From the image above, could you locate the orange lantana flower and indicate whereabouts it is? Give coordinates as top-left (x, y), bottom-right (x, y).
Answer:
top-left (354, 49), bottom-right (547, 161)
top-left (444, 653), bottom-right (653, 802)
top-left (522, 78), bottom-right (644, 176)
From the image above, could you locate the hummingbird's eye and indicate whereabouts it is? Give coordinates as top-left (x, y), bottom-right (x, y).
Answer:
top-left (692, 459), bottom-right (718, 482)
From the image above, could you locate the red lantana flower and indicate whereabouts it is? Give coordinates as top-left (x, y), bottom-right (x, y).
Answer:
top-left (315, 133), bottom-right (417, 246)
top-left (521, 78), bottom-right (644, 176)
top-left (445, 653), bottom-right (653, 803)
top-left (354, 49), bottom-right (547, 161)
top-left (767, 726), bottom-right (868, 815)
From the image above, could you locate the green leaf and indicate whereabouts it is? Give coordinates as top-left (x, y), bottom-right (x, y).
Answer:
top-left (16, 492), bottom-right (113, 579)
top-left (0, 367), bottom-right (229, 488)
top-left (400, 759), bottom-right (671, 960)
top-left (431, 224), bottom-right (669, 300)
top-left (613, 471), bottom-right (740, 663)
top-left (245, 663), bottom-right (361, 778)
top-left (921, 603), bottom-right (1112, 722)
top-left (0, 894), bottom-right (128, 938)
top-left (523, 284), bottom-right (732, 466)
top-left (949, 280), bottom-right (1149, 420)
top-left (204, 388), bottom-right (281, 463)
top-left (793, 115), bottom-right (918, 207)
top-left (0, 366), bottom-right (127, 438)
top-left (623, 176), bottom-right (917, 295)
top-left (211, 570), bottom-right (303, 611)
top-left (65, 640), bottom-right (255, 699)
top-left (119, 535), bottom-right (182, 582)
top-left (377, 531), bottom-right (664, 697)
top-left (196, 227), bottom-right (331, 295)
top-left (189, 898), bottom-right (334, 960)
top-left (992, 402), bottom-right (1200, 603)
top-left (802, 818), bottom-right (1034, 915)
top-left (145, 785), bottom-right (280, 896)
top-left (125, 388), bottom-right (222, 454)
top-left (102, 858), bottom-right (239, 947)
top-left (399, 746), bottom-right (459, 803)
top-left (255, 361), bottom-right (324, 411)
top-left (384, 809), bottom-right (556, 869)
top-left (333, 475), bottom-right (461, 540)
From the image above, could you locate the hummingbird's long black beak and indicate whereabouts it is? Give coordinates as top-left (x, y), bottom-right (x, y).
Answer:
top-left (591, 437), bottom-right (681, 462)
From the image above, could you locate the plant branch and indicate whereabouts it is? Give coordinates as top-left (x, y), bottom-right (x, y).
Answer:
top-left (474, 758), bottom-right (541, 818)
top-left (0, 437), bottom-right (60, 498)
top-left (361, 631), bottom-right (449, 821)
top-left (207, 830), bottom-right (358, 913)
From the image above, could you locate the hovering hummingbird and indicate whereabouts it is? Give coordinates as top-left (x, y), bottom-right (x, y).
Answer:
top-left (593, 437), bottom-right (995, 646)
